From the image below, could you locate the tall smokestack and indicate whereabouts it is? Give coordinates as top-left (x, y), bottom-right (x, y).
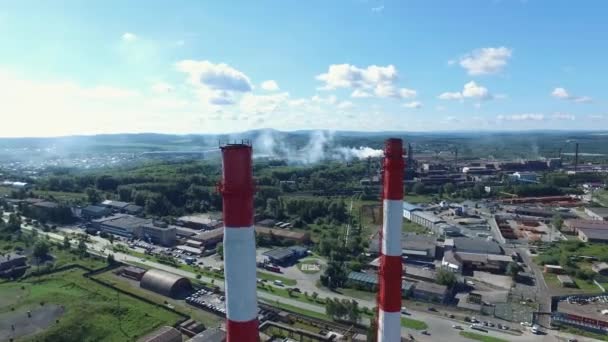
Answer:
top-left (220, 144), bottom-right (258, 342)
top-left (377, 138), bottom-right (404, 342)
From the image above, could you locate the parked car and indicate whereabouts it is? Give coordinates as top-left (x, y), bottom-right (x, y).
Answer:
top-left (452, 325), bottom-right (462, 330)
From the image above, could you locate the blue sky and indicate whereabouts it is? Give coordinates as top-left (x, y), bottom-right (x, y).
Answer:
top-left (0, 0), bottom-right (606, 137)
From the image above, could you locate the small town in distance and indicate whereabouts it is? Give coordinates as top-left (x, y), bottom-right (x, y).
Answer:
top-left (1, 130), bottom-right (608, 342)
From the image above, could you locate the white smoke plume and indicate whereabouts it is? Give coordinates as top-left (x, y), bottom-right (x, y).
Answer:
top-left (253, 129), bottom-right (382, 164)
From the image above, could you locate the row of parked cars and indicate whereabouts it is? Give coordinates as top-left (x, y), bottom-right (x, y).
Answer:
top-left (186, 288), bottom-right (226, 316)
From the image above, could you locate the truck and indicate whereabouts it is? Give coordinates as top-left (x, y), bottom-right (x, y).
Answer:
top-left (264, 265), bottom-right (281, 273)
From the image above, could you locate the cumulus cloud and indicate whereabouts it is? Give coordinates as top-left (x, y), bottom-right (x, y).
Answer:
top-left (240, 92), bottom-right (290, 114)
top-left (403, 101), bottom-right (422, 109)
top-left (122, 32), bottom-right (137, 42)
top-left (438, 81), bottom-right (492, 101)
top-left (176, 60), bottom-right (252, 92)
top-left (316, 63), bottom-right (416, 99)
top-left (260, 80), bottom-right (279, 91)
top-left (551, 87), bottom-right (592, 103)
top-left (458, 47), bottom-right (512, 75)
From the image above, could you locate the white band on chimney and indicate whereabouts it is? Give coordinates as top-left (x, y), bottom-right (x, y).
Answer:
top-left (377, 310), bottom-right (401, 341)
top-left (224, 226), bottom-right (258, 322)
top-left (382, 199), bottom-right (403, 257)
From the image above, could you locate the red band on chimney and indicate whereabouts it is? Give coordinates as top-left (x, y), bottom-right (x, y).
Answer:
top-left (378, 255), bottom-right (402, 312)
top-left (382, 138), bottom-right (404, 200)
top-left (221, 145), bottom-right (254, 227)
top-left (226, 319), bottom-right (259, 342)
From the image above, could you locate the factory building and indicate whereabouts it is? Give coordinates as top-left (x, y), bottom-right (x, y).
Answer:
top-left (261, 246), bottom-right (308, 266)
top-left (410, 281), bottom-right (449, 304)
top-left (92, 214), bottom-right (151, 238)
top-left (101, 200), bottom-right (143, 215)
top-left (140, 269), bottom-right (192, 298)
top-left (585, 207), bottom-right (608, 221)
top-left (402, 202), bottom-right (421, 220)
top-left (368, 233), bottom-right (439, 261)
top-left (410, 211), bottom-right (445, 230)
top-left (509, 172), bottom-right (539, 184)
top-left (441, 237), bottom-right (509, 274)
top-left (191, 228), bottom-right (224, 248)
top-left (136, 222), bottom-right (177, 246)
top-left (177, 214), bottom-right (222, 230)
top-left (137, 326), bottom-right (183, 342)
top-left (255, 226), bottom-right (310, 244)
top-left (81, 205), bottom-right (111, 219)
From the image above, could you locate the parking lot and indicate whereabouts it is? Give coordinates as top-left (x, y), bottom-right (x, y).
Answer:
top-left (186, 288), bottom-right (226, 317)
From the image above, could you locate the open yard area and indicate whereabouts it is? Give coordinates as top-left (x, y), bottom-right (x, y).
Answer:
top-left (0, 268), bottom-right (183, 341)
top-left (402, 220), bottom-right (430, 234)
top-left (400, 317), bottom-right (428, 330)
top-left (536, 241), bottom-right (608, 293)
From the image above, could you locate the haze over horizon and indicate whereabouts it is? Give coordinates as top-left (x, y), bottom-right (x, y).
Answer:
top-left (0, 1), bottom-right (606, 137)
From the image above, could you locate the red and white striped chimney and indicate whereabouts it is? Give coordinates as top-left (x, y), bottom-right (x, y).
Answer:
top-left (377, 138), bottom-right (404, 341)
top-left (220, 144), bottom-right (259, 342)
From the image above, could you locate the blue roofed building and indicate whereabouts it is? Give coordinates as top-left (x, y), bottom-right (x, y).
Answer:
top-left (403, 201), bottom-right (421, 220)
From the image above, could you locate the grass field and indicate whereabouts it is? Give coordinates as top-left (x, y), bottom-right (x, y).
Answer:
top-left (459, 331), bottom-right (508, 342)
top-left (93, 271), bottom-right (221, 327)
top-left (400, 317), bottom-right (428, 330)
top-left (543, 273), bottom-right (602, 293)
top-left (260, 299), bottom-right (329, 321)
top-left (0, 268), bottom-right (182, 341)
top-left (32, 190), bottom-right (87, 203)
top-left (256, 271), bottom-right (297, 286)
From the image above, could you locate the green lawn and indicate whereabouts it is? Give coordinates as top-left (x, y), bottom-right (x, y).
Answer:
top-left (459, 331), bottom-right (509, 342)
top-left (404, 194), bottom-right (434, 204)
top-left (33, 190), bottom-right (87, 203)
top-left (93, 271), bottom-right (221, 327)
top-left (544, 273), bottom-right (602, 294)
top-left (401, 317), bottom-right (428, 330)
top-left (0, 268), bottom-right (182, 341)
top-left (339, 287), bottom-right (376, 301)
top-left (256, 271), bottom-right (297, 286)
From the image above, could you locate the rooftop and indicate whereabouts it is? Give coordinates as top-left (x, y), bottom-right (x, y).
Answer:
top-left (193, 228), bottom-right (224, 241)
top-left (579, 227), bottom-right (608, 241)
top-left (177, 214), bottom-right (221, 225)
top-left (592, 262), bottom-right (608, 273)
top-left (450, 237), bottom-right (503, 255)
top-left (412, 211), bottom-right (444, 224)
top-left (414, 281), bottom-right (448, 295)
top-left (187, 327), bottom-right (226, 342)
top-left (93, 214), bottom-right (152, 230)
top-left (102, 200), bottom-right (130, 209)
top-left (0, 253), bottom-right (27, 264)
top-left (82, 205), bottom-right (108, 214)
top-left (565, 219), bottom-right (608, 230)
top-left (255, 226), bottom-right (309, 240)
top-left (136, 326), bottom-right (182, 342)
top-left (558, 299), bottom-right (608, 322)
top-left (263, 248), bottom-right (295, 260)
top-left (557, 275), bottom-right (574, 284)
top-left (586, 207), bottom-right (608, 219)
top-left (403, 202), bottom-right (421, 212)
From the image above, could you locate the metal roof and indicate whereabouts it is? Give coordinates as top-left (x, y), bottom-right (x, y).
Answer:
top-left (403, 202), bottom-right (421, 212)
top-left (348, 271), bottom-right (378, 285)
top-left (137, 326), bottom-right (182, 342)
top-left (140, 269), bottom-right (192, 297)
top-left (414, 281), bottom-right (448, 295)
top-left (452, 237), bottom-right (502, 255)
top-left (263, 248), bottom-right (295, 260)
top-left (579, 227), bottom-right (608, 240)
top-left (411, 211), bottom-right (444, 224)
top-left (83, 205), bottom-right (108, 214)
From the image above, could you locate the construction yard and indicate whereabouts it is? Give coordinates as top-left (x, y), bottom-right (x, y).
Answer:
top-left (0, 268), bottom-right (182, 341)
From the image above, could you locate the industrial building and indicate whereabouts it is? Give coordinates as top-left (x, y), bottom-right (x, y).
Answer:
top-left (410, 281), bottom-right (449, 304)
top-left (564, 219), bottom-right (608, 233)
top-left (140, 269), bottom-right (192, 298)
top-left (508, 172), bottom-right (539, 184)
top-left (347, 271), bottom-right (414, 296)
top-left (187, 327), bottom-right (226, 342)
top-left (92, 214), bottom-right (152, 238)
top-left (585, 207), bottom-right (608, 221)
top-left (121, 266), bottom-right (147, 280)
top-left (0, 253), bottom-right (28, 278)
top-left (136, 222), bottom-right (177, 246)
top-left (552, 295), bottom-right (608, 335)
top-left (81, 205), bottom-right (111, 219)
top-left (446, 237), bottom-right (503, 255)
top-left (410, 211), bottom-right (445, 230)
top-left (191, 228), bottom-right (224, 247)
top-left (368, 233), bottom-right (439, 261)
top-left (402, 202), bottom-right (421, 220)
top-left (578, 228), bottom-right (608, 243)
top-left (101, 200), bottom-right (143, 215)
top-left (262, 246), bottom-right (308, 266)
top-left (177, 214), bottom-right (222, 230)
top-left (441, 237), bottom-right (509, 274)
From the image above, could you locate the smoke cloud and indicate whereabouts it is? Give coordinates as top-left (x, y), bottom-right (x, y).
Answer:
top-left (253, 129), bottom-right (382, 164)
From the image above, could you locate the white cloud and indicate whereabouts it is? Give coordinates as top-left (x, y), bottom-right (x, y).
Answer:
top-left (438, 81), bottom-right (492, 101)
top-left (458, 47), bottom-right (512, 75)
top-left (122, 32), bottom-right (137, 42)
top-left (176, 60), bottom-right (252, 92)
top-left (371, 5), bottom-right (384, 12)
top-left (240, 92), bottom-right (290, 114)
top-left (551, 87), bottom-right (592, 103)
top-left (260, 80), bottom-right (279, 91)
top-left (438, 92), bottom-right (463, 100)
top-left (151, 82), bottom-right (174, 94)
top-left (403, 101), bottom-right (422, 109)
top-left (312, 94), bottom-right (337, 105)
top-left (497, 113), bottom-right (545, 121)
top-left (551, 112), bottom-right (576, 120)
top-left (351, 89), bottom-right (371, 98)
top-left (316, 63), bottom-right (416, 99)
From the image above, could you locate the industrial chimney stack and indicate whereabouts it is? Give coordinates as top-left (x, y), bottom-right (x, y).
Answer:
top-left (377, 138), bottom-right (404, 341)
top-left (220, 144), bottom-right (259, 341)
